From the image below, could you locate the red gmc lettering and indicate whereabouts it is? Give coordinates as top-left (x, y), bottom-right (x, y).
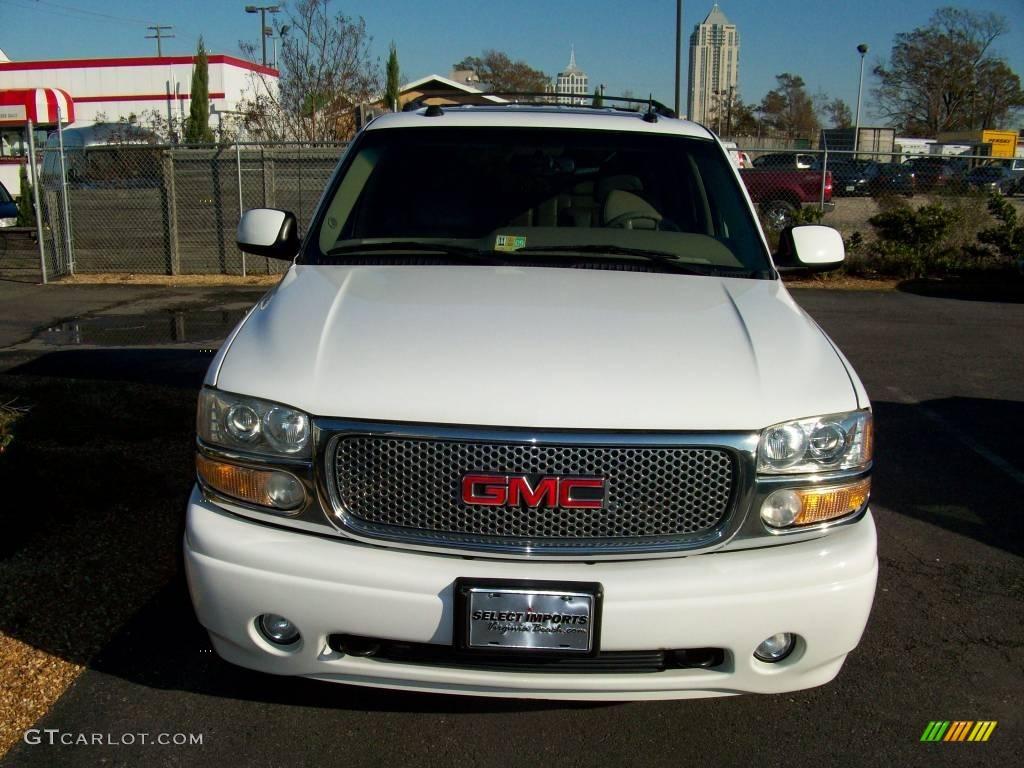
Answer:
top-left (461, 474), bottom-right (508, 505)
top-left (461, 475), bottom-right (604, 509)
top-left (507, 477), bottom-right (558, 507)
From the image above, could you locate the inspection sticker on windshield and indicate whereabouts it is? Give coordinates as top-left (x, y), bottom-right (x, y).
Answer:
top-left (495, 235), bottom-right (527, 252)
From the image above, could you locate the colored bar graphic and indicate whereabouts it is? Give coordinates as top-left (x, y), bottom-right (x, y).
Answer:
top-left (921, 721), bottom-right (996, 742)
top-left (944, 721), bottom-right (973, 741)
top-left (968, 722), bottom-right (998, 742)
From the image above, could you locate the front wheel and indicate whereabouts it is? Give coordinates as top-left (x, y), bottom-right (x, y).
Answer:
top-left (760, 199), bottom-right (796, 231)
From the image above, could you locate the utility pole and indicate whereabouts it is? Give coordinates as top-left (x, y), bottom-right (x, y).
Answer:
top-left (245, 5), bottom-right (281, 67)
top-left (674, 0), bottom-right (682, 116)
top-left (145, 25), bottom-right (174, 57)
top-left (726, 85), bottom-right (734, 137)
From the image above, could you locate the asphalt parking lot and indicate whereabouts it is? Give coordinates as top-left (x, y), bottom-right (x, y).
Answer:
top-left (0, 280), bottom-right (1021, 767)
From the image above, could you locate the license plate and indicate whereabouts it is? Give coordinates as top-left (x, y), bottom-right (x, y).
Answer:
top-left (455, 579), bottom-right (602, 655)
top-left (845, 185), bottom-right (855, 192)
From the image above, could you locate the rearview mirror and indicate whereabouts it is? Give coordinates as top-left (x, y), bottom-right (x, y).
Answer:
top-left (237, 208), bottom-right (300, 261)
top-left (774, 225), bottom-right (845, 273)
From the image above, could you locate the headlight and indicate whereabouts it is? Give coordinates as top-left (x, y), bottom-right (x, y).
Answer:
top-left (198, 388), bottom-right (311, 457)
top-left (758, 410), bottom-right (872, 474)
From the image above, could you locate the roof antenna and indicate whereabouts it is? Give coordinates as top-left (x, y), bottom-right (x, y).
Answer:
top-left (643, 93), bottom-right (658, 123)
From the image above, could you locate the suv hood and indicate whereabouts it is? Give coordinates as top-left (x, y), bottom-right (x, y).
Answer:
top-left (213, 265), bottom-right (861, 430)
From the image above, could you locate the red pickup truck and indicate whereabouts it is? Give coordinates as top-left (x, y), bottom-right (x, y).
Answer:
top-left (739, 168), bottom-right (833, 229)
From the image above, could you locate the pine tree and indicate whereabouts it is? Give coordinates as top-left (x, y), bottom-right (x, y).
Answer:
top-left (185, 37), bottom-right (215, 143)
top-left (384, 43), bottom-right (400, 111)
top-left (592, 88), bottom-right (603, 108)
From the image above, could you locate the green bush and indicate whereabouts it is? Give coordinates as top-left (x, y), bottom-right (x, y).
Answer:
top-left (865, 202), bottom-right (963, 278)
top-left (16, 165), bottom-right (35, 228)
top-left (975, 194), bottom-right (1024, 272)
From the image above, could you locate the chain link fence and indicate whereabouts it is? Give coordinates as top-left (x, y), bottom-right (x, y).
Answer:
top-left (10, 141), bottom-right (1023, 281)
top-left (34, 141), bottom-right (347, 279)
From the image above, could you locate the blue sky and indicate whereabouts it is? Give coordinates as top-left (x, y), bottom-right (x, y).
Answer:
top-left (2, 0), bottom-right (1023, 125)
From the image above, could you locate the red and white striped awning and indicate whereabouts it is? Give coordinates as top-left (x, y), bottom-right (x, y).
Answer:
top-left (0, 88), bottom-right (75, 127)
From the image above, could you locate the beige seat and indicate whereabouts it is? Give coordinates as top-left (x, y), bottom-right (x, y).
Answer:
top-left (602, 189), bottom-right (663, 229)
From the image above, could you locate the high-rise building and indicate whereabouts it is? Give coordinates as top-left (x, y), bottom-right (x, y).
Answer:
top-left (552, 47), bottom-right (588, 105)
top-left (687, 4), bottom-right (740, 126)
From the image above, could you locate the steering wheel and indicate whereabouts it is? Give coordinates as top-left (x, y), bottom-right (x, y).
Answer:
top-left (604, 212), bottom-right (663, 229)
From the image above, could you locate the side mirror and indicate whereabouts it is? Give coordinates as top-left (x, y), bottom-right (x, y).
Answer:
top-left (774, 225), bottom-right (845, 273)
top-left (236, 208), bottom-right (300, 261)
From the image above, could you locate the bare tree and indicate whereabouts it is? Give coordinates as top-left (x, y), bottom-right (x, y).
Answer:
top-left (239, 0), bottom-right (380, 141)
top-left (873, 7), bottom-right (1023, 133)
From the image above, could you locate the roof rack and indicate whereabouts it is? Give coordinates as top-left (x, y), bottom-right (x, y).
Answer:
top-left (402, 91), bottom-right (677, 120)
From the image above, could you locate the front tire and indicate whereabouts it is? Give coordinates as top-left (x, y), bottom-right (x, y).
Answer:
top-left (760, 199), bottom-right (796, 231)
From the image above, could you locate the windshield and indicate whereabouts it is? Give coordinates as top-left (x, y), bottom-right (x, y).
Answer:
top-left (309, 126), bottom-right (772, 277)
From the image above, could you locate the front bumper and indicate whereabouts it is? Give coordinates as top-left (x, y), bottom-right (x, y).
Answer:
top-left (184, 486), bottom-right (877, 700)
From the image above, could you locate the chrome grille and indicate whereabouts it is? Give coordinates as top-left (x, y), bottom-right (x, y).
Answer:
top-left (331, 436), bottom-right (735, 549)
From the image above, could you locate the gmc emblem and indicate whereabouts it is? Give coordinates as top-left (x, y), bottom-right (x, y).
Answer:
top-left (461, 474), bottom-right (605, 509)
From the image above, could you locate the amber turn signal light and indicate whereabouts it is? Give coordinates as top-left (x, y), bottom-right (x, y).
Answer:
top-left (196, 454), bottom-right (305, 511)
top-left (761, 478), bottom-right (871, 528)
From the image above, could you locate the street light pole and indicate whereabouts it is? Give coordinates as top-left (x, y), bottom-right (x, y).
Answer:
top-left (245, 5), bottom-right (280, 67)
top-left (853, 43), bottom-right (868, 156)
top-left (674, 0), bottom-right (682, 117)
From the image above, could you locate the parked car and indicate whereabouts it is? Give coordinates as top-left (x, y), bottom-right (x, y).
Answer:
top-left (962, 165), bottom-right (1018, 196)
top-left (864, 162), bottom-right (915, 197)
top-left (751, 152), bottom-right (819, 170)
top-left (828, 159), bottom-right (872, 197)
top-left (0, 180), bottom-right (17, 227)
top-left (721, 140), bottom-right (751, 169)
top-left (903, 157), bottom-right (966, 193)
top-left (739, 165), bottom-right (834, 229)
top-left (997, 157), bottom-right (1024, 192)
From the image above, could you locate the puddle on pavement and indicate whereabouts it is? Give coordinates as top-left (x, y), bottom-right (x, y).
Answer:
top-left (37, 308), bottom-right (248, 347)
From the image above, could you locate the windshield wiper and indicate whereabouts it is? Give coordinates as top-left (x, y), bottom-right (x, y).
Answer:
top-left (513, 244), bottom-right (755, 276)
top-left (324, 241), bottom-right (499, 262)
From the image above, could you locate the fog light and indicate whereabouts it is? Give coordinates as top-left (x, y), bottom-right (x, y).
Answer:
top-left (257, 613), bottom-right (300, 645)
top-left (265, 472), bottom-right (305, 509)
top-left (760, 489), bottom-right (801, 528)
top-left (754, 632), bottom-right (795, 662)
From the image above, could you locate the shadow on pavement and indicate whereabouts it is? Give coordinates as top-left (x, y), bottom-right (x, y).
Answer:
top-left (897, 276), bottom-right (1024, 303)
top-left (871, 398), bottom-right (1024, 558)
top-left (1, 348), bottom-right (215, 388)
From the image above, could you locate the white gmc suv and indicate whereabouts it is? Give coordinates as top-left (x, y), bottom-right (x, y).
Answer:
top-left (184, 100), bottom-right (877, 700)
